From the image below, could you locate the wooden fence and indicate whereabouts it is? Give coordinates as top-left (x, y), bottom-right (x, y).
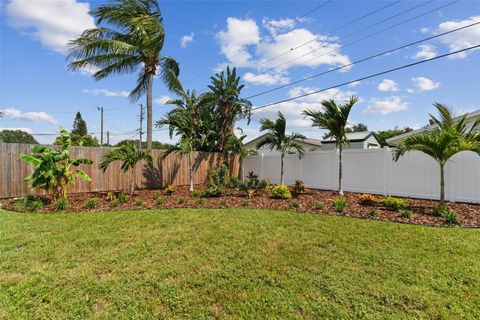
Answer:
top-left (0, 143), bottom-right (239, 198)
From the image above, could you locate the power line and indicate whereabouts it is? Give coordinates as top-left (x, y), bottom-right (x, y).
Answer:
top-left (182, 1), bottom-right (333, 84)
top-left (252, 44), bottom-right (480, 111)
top-left (259, 0), bottom-right (460, 75)
top-left (246, 20), bottom-right (480, 99)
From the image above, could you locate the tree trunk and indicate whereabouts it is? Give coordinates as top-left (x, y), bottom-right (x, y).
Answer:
top-left (238, 157), bottom-right (244, 180)
top-left (280, 153), bottom-right (285, 185)
top-left (339, 144), bottom-right (344, 196)
top-left (130, 168), bottom-right (135, 196)
top-left (146, 74), bottom-right (153, 150)
top-left (189, 153), bottom-right (194, 192)
top-left (440, 163), bottom-right (445, 205)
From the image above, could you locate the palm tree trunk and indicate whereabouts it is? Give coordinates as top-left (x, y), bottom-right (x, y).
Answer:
top-left (280, 153), bottom-right (285, 185)
top-left (146, 74), bottom-right (153, 150)
top-left (440, 163), bottom-right (445, 205)
top-left (189, 153), bottom-right (194, 192)
top-left (130, 168), bottom-right (135, 196)
top-left (339, 144), bottom-right (344, 196)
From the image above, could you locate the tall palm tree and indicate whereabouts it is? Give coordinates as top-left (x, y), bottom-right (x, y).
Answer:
top-left (257, 112), bottom-right (306, 185)
top-left (394, 103), bottom-right (480, 205)
top-left (156, 89), bottom-right (207, 191)
top-left (207, 67), bottom-right (252, 151)
top-left (303, 96), bottom-right (359, 195)
top-left (67, 0), bottom-right (180, 150)
top-left (225, 133), bottom-right (257, 180)
top-left (99, 144), bottom-right (152, 195)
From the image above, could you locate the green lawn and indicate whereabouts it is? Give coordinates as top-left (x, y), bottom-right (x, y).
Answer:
top-left (1, 209), bottom-right (479, 319)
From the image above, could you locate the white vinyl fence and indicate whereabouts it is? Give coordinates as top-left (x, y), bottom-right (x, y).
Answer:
top-left (243, 149), bottom-right (480, 204)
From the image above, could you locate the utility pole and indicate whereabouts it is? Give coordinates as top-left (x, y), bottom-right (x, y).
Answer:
top-left (97, 107), bottom-right (104, 145)
top-left (106, 131), bottom-right (110, 146)
top-left (138, 104), bottom-right (144, 149)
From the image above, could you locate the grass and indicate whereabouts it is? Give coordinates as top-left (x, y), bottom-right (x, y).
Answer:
top-left (1, 209), bottom-right (479, 319)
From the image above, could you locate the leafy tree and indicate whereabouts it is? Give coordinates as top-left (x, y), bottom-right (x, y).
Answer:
top-left (54, 133), bottom-right (99, 147)
top-left (225, 134), bottom-right (257, 180)
top-left (156, 89), bottom-right (207, 191)
top-left (207, 67), bottom-right (252, 151)
top-left (257, 112), bottom-right (305, 185)
top-left (99, 144), bottom-right (152, 195)
top-left (346, 123), bottom-right (368, 133)
top-left (72, 112), bottom-right (87, 136)
top-left (303, 96), bottom-right (359, 195)
top-left (0, 130), bottom-right (38, 144)
top-left (376, 127), bottom-right (413, 146)
top-left (19, 129), bottom-right (93, 200)
top-left (115, 139), bottom-right (171, 150)
top-left (394, 103), bottom-right (480, 205)
top-left (67, 0), bottom-right (180, 150)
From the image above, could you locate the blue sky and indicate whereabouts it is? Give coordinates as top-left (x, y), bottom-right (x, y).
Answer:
top-left (1, 0), bottom-right (479, 144)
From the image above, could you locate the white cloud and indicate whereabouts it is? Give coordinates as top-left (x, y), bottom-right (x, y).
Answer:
top-left (262, 18), bottom-right (295, 35)
top-left (364, 96), bottom-right (408, 115)
top-left (0, 108), bottom-right (58, 124)
top-left (154, 95), bottom-right (172, 105)
top-left (0, 127), bottom-right (33, 133)
top-left (78, 64), bottom-right (100, 76)
top-left (244, 72), bottom-right (289, 85)
top-left (406, 88), bottom-right (415, 93)
top-left (420, 27), bottom-right (430, 33)
top-left (6, 0), bottom-right (95, 54)
top-left (180, 32), bottom-right (194, 48)
top-left (412, 44), bottom-right (437, 60)
top-left (217, 17), bottom-right (260, 68)
top-left (377, 79), bottom-right (399, 92)
top-left (437, 16), bottom-right (480, 59)
top-left (411, 77), bottom-right (440, 91)
top-left (347, 81), bottom-right (361, 88)
top-left (82, 89), bottom-right (130, 97)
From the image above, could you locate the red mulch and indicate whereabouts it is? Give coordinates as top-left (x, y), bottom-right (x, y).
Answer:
top-left (1, 186), bottom-right (479, 228)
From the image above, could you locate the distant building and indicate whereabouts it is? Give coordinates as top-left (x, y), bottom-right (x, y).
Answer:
top-left (386, 109), bottom-right (480, 146)
top-left (244, 131), bottom-right (381, 155)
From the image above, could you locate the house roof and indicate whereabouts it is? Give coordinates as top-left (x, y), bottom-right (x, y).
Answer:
top-left (244, 133), bottom-right (322, 148)
top-left (321, 131), bottom-right (379, 144)
top-left (386, 109), bottom-right (480, 146)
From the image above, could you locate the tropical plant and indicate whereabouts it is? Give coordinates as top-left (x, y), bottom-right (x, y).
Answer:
top-left (99, 144), bottom-right (152, 195)
top-left (225, 133), bottom-right (257, 179)
top-left (257, 112), bottom-right (305, 185)
top-left (164, 184), bottom-right (176, 195)
top-left (303, 96), bottom-right (359, 195)
top-left (85, 197), bottom-right (101, 209)
top-left (271, 184), bottom-right (292, 199)
top-left (382, 196), bottom-right (409, 212)
top-left (67, 0), bottom-right (180, 150)
top-left (15, 197), bottom-right (43, 213)
top-left (332, 197), bottom-right (347, 213)
top-left (19, 129), bottom-right (93, 200)
top-left (393, 103), bottom-right (480, 205)
top-left (359, 194), bottom-right (379, 206)
top-left (207, 67), bottom-right (252, 151)
top-left (292, 180), bottom-right (305, 195)
top-left (55, 197), bottom-right (69, 211)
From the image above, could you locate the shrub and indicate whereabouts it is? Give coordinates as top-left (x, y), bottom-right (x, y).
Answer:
top-left (196, 198), bottom-right (206, 205)
top-left (271, 184), bottom-right (292, 199)
top-left (226, 177), bottom-right (241, 189)
top-left (202, 185), bottom-right (224, 198)
top-left (359, 194), bottom-right (378, 206)
top-left (290, 200), bottom-right (300, 209)
top-left (15, 197), bottom-right (43, 212)
top-left (314, 202), bottom-right (324, 211)
top-left (154, 192), bottom-right (163, 205)
top-left (191, 190), bottom-right (203, 197)
top-left (178, 197), bottom-right (185, 205)
top-left (369, 209), bottom-right (378, 217)
top-left (257, 178), bottom-right (270, 191)
top-left (292, 180), bottom-right (305, 195)
top-left (118, 192), bottom-right (128, 203)
top-left (134, 198), bottom-right (144, 207)
top-left (206, 165), bottom-right (228, 188)
top-left (238, 181), bottom-right (254, 198)
top-left (85, 197), bottom-right (100, 209)
top-left (433, 204), bottom-right (449, 217)
top-left (382, 196), bottom-right (408, 212)
top-left (106, 192), bottom-right (116, 202)
top-left (444, 210), bottom-right (459, 225)
top-left (399, 210), bottom-right (414, 218)
top-left (164, 185), bottom-right (176, 195)
top-left (55, 198), bottom-right (69, 211)
top-left (332, 197), bottom-right (347, 213)
top-left (110, 199), bottom-right (120, 207)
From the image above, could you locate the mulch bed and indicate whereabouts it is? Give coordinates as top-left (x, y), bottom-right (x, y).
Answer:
top-left (1, 186), bottom-right (479, 228)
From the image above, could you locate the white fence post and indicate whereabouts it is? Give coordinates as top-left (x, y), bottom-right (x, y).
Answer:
top-left (260, 153), bottom-right (264, 179)
top-left (383, 147), bottom-right (390, 196)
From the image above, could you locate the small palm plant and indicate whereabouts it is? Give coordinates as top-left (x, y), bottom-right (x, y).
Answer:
top-left (257, 112), bottom-right (305, 185)
top-left (394, 103), bottom-right (480, 205)
top-left (99, 144), bottom-right (152, 195)
top-left (20, 129), bottom-right (93, 200)
top-left (225, 133), bottom-right (257, 180)
top-left (303, 96), bottom-right (359, 195)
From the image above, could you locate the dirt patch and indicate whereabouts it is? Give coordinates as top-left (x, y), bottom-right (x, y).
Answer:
top-left (1, 186), bottom-right (479, 228)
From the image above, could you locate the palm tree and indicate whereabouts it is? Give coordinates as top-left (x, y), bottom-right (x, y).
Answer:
top-left (394, 103), bottom-right (480, 205)
top-left (67, 0), bottom-right (180, 150)
top-left (303, 96), bottom-right (359, 195)
top-left (257, 112), bottom-right (306, 185)
top-left (156, 89), bottom-right (207, 191)
top-left (225, 133), bottom-right (257, 180)
top-left (99, 144), bottom-right (152, 195)
top-left (207, 67), bottom-right (252, 151)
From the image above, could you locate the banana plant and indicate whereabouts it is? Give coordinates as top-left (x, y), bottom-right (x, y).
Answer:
top-left (20, 128), bottom-right (93, 200)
